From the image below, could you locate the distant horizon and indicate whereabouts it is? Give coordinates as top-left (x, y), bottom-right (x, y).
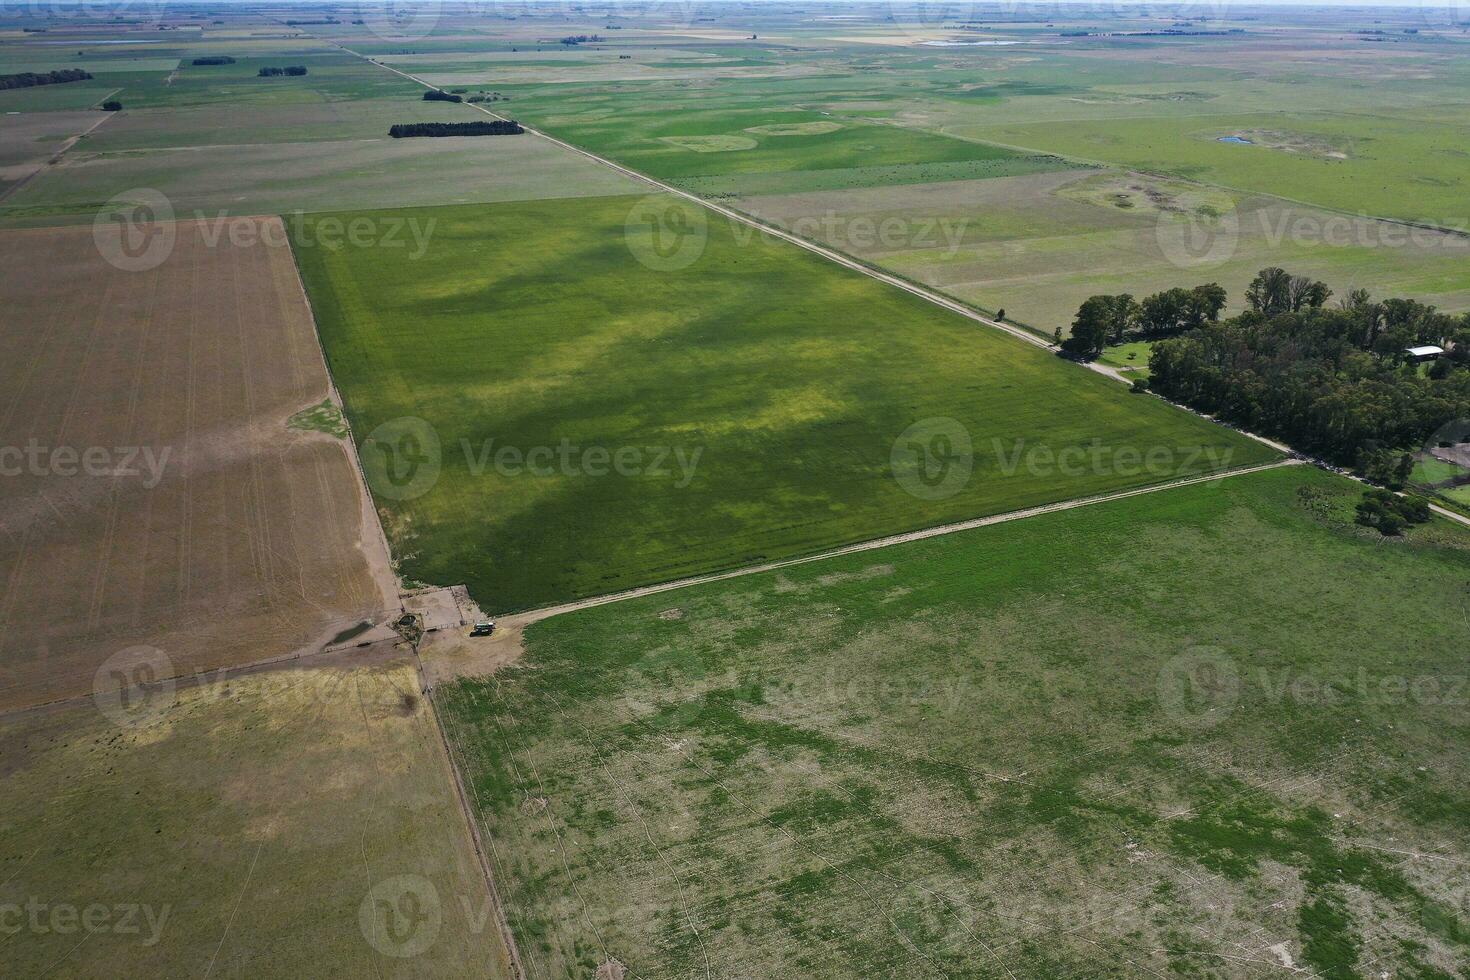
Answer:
top-left (1, 0), bottom-right (1464, 9)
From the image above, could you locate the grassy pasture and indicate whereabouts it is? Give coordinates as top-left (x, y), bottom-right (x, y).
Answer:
top-left (958, 111), bottom-right (1470, 227)
top-left (439, 465), bottom-right (1470, 978)
top-left (737, 169), bottom-right (1470, 336)
top-left (1, 654), bottom-right (514, 979)
top-left (0, 132), bottom-right (640, 223)
top-left (296, 193), bottom-right (1273, 611)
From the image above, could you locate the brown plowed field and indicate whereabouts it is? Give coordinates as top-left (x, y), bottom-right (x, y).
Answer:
top-left (0, 217), bottom-right (395, 711)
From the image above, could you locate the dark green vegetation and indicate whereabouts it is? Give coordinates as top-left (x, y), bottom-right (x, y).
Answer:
top-left (297, 194), bottom-right (1272, 610)
top-left (1060, 283), bottom-right (1228, 359)
top-left (0, 68), bottom-right (90, 89)
top-left (439, 466), bottom-right (1470, 978)
top-left (1147, 271), bottom-right (1470, 468)
top-left (483, 86), bottom-right (1070, 196)
top-left (1356, 488), bottom-right (1432, 536)
top-left (388, 120), bottom-right (522, 138)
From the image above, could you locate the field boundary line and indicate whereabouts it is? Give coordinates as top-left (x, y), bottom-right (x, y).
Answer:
top-left (0, 106), bottom-right (116, 206)
top-left (280, 224), bottom-right (530, 980)
top-left (505, 458), bottom-right (1302, 625)
top-left (413, 644), bottom-right (529, 980)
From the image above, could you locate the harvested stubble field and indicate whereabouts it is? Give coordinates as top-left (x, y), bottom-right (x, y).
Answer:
top-left (0, 650), bottom-right (514, 978)
top-left (1, 133), bottom-right (642, 225)
top-left (296, 193), bottom-right (1274, 612)
top-left (438, 466), bottom-right (1470, 979)
top-left (0, 218), bottom-right (394, 711)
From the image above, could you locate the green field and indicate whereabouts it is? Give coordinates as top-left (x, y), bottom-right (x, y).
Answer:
top-left (295, 193), bottom-right (1274, 611)
top-left (1412, 457), bottom-right (1467, 486)
top-left (439, 465), bottom-right (1470, 978)
top-left (1096, 340), bottom-right (1155, 379)
top-left (470, 76), bottom-right (1072, 194)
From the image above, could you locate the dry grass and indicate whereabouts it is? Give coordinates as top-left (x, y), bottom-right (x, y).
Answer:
top-left (0, 650), bottom-right (515, 978)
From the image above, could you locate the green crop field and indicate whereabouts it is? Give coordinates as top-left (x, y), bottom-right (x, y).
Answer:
top-left (462, 75), bottom-right (1073, 195)
top-left (297, 193), bottom-right (1273, 611)
top-left (439, 465), bottom-right (1470, 978)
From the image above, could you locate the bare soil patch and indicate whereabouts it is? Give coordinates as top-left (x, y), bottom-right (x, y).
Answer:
top-left (0, 218), bottom-right (396, 711)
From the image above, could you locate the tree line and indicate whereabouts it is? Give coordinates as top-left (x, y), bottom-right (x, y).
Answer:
top-left (190, 56), bottom-right (234, 66)
top-left (388, 120), bottom-right (524, 138)
top-left (0, 69), bottom-right (92, 90)
top-left (1076, 267), bottom-right (1470, 473)
top-left (423, 90), bottom-right (462, 103)
top-left (1059, 283), bottom-right (1229, 358)
top-left (258, 66), bottom-right (308, 77)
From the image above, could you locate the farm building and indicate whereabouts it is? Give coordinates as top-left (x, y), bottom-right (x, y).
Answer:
top-left (1406, 345), bottom-right (1445, 362)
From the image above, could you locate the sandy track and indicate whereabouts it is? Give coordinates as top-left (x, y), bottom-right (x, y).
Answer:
top-left (0, 218), bottom-right (398, 711)
top-left (420, 459), bottom-right (1302, 680)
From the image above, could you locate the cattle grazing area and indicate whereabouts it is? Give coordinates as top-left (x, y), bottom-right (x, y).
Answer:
top-left (0, 218), bottom-right (394, 711)
top-left (440, 466), bottom-right (1470, 979)
top-left (1, 652), bottom-right (515, 979)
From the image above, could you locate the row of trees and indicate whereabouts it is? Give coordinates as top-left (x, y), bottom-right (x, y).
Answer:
top-left (423, 90), bottom-right (462, 103)
top-left (388, 120), bottom-right (524, 138)
top-left (191, 56), bottom-right (234, 66)
top-left (1136, 270), bottom-right (1470, 468)
top-left (1059, 283), bottom-right (1228, 358)
top-left (258, 66), bottom-right (307, 77)
top-left (0, 69), bottom-right (91, 90)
